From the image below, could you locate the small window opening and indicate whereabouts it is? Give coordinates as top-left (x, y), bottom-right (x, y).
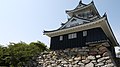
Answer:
top-left (60, 36), bottom-right (63, 41)
top-left (83, 31), bottom-right (87, 36)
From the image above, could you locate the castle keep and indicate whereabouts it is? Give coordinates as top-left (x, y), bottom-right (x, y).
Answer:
top-left (39, 1), bottom-right (119, 67)
top-left (44, 1), bottom-right (118, 50)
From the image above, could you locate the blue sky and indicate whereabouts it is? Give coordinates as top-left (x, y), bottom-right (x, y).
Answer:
top-left (0, 0), bottom-right (120, 48)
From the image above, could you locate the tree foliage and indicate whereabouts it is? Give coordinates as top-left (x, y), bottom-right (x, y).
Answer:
top-left (0, 41), bottom-right (48, 67)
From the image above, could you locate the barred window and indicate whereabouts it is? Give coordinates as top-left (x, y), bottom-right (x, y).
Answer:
top-left (68, 33), bottom-right (77, 39)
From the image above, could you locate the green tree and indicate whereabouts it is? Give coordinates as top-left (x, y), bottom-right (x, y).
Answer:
top-left (0, 45), bottom-right (10, 66)
top-left (0, 41), bottom-right (48, 67)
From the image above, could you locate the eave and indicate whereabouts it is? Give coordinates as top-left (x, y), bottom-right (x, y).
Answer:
top-left (44, 17), bottom-right (118, 46)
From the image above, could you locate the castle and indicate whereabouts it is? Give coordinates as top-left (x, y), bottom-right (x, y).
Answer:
top-left (44, 0), bottom-right (118, 51)
top-left (40, 1), bottom-right (119, 67)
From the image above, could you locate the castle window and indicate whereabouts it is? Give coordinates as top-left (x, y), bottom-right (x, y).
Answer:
top-left (83, 31), bottom-right (87, 36)
top-left (84, 12), bottom-right (88, 19)
top-left (60, 36), bottom-right (63, 41)
top-left (68, 33), bottom-right (77, 39)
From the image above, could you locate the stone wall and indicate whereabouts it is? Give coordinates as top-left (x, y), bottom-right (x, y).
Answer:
top-left (36, 42), bottom-right (117, 67)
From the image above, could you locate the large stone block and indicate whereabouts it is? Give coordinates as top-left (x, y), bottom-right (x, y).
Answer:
top-left (85, 62), bottom-right (94, 67)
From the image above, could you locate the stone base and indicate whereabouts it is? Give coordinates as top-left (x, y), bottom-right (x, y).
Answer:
top-left (36, 43), bottom-right (117, 67)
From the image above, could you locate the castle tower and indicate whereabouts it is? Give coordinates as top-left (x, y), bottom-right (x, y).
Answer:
top-left (40, 1), bottom-right (120, 66)
top-left (44, 1), bottom-right (118, 50)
